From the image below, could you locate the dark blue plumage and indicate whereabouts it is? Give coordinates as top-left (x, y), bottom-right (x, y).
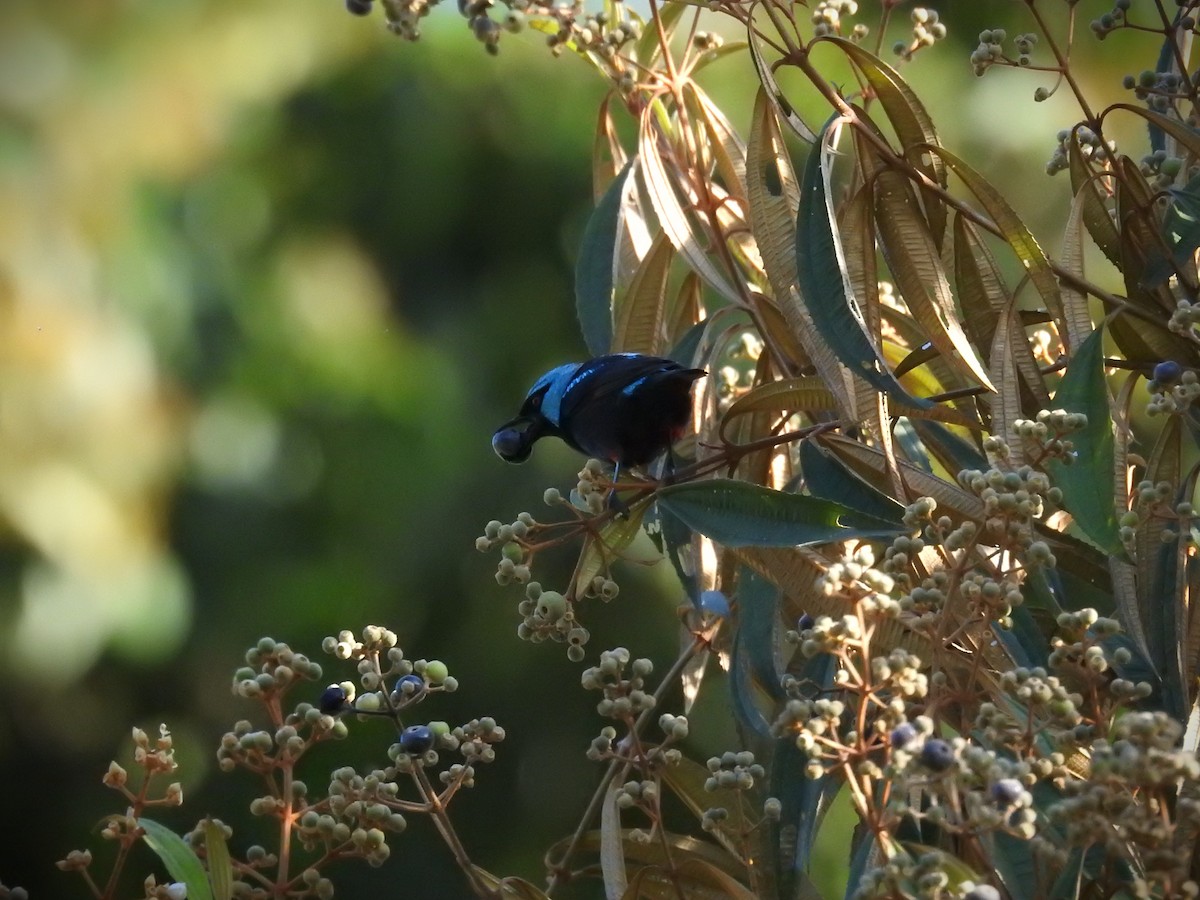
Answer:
top-left (492, 353), bottom-right (706, 470)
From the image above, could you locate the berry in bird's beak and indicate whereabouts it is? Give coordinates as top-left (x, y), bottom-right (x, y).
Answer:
top-left (492, 425), bottom-right (533, 463)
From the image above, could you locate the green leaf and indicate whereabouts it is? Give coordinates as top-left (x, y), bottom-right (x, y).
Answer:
top-left (140, 818), bottom-right (214, 900)
top-left (202, 819), bottom-right (233, 900)
top-left (656, 479), bottom-right (903, 548)
top-left (601, 780), bottom-right (628, 898)
top-left (730, 567), bottom-right (784, 741)
top-left (800, 439), bottom-right (905, 524)
top-left (795, 122), bottom-right (932, 409)
top-left (576, 160), bottom-right (634, 356)
top-left (1047, 327), bottom-right (1122, 555)
top-left (1163, 174), bottom-right (1200, 272)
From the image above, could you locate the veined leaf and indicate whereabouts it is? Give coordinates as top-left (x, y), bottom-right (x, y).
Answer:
top-left (1136, 415), bottom-right (1186, 719)
top-left (736, 566), bottom-right (786, 702)
top-left (1115, 156), bottom-right (1177, 307)
top-left (203, 819), bottom-right (233, 900)
top-left (140, 818), bottom-right (214, 900)
top-left (874, 165), bottom-right (994, 392)
top-left (1059, 180), bottom-right (1102, 353)
top-left (687, 83), bottom-right (748, 200)
top-left (839, 180), bottom-right (881, 340)
top-left (927, 146), bottom-right (1066, 347)
top-left (546, 829), bottom-right (749, 883)
top-left (1107, 102), bottom-right (1200, 161)
top-left (745, 91), bottom-right (846, 401)
top-left (796, 120), bottom-right (932, 408)
top-left (1068, 134), bottom-right (1121, 267)
top-left (639, 107), bottom-right (740, 303)
top-left (612, 229), bottom-right (674, 355)
top-left (823, 37), bottom-right (947, 244)
top-left (987, 305), bottom-right (1023, 453)
top-left (910, 419), bottom-right (987, 475)
top-left (822, 434), bottom-right (986, 521)
top-left (953, 214), bottom-right (1051, 409)
top-left (657, 479), bottom-right (903, 548)
top-left (1047, 327), bottom-right (1121, 555)
top-left (746, 11), bottom-right (817, 142)
top-left (577, 160), bottom-right (636, 356)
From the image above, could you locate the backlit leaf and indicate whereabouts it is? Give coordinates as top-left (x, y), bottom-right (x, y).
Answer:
top-left (140, 818), bottom-right (214, 900)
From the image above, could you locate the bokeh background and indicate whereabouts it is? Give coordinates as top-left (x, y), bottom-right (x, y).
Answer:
top-left (0, 0), bottom-right (1146, 896)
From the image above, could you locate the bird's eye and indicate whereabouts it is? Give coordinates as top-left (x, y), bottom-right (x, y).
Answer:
top-left (529, 394), bottom-right (542, 409)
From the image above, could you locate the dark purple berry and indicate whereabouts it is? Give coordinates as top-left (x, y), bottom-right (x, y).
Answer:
top-left (964, 886), bottom-right (1001, 900)
top-left (399, 724), bottom-right (435, 754)
top-left (890, 722), bottom-right (917, 748)
top-left (797, 613), bottom-right (815, 631)
top-left (396, 674), bottom-right (426, 698)
top-left (318, 684), bottom-right (348, 715)
top-left (700, 590), bottom-right (730, 618)
top-left (991, 778), bottom-right (1024, 806)
top-left (919, 738), bottom-right (955, 772)
top-left (1153, 360), bottom-right (1182, 384)
top-left (492, 427), bottom-right (531, 464)
top-left (345, 0), bottom-right (373, 15)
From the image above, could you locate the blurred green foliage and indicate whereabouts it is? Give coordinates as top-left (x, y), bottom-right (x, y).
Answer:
top-left (0, 0), bottom-right (1148, 896)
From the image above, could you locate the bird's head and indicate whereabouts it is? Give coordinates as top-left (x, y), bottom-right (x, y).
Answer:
top-left (491, 362), bottom-right (579, 463)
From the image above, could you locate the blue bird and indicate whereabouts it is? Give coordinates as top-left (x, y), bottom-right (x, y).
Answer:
top-left (492, 353), bottom-right (706, 478)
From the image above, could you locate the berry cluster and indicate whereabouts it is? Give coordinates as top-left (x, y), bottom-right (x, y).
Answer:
top-left (1146, 354), bottom-right (1200, 414)
top-left (1043, 712), bottom-right (1200, 896)
top-left (811, 0), bottom-right (867, 42)
top-left (892, 7), bottom-right (946, 61)
top-left (1089, 0), bottom-right (1134, 40)
top-left (968, 27), bottom-right (1039, 76)
top-left (1045, 125), bottom-right (1118, 176)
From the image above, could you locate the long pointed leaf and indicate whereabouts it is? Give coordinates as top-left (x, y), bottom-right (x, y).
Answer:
top-left (140, 818), bottom-right (214, 900)
top-left (577, 161), bottom-right (636, 355)
top-left (639, 108), bottom-right (740, 303)
top-left (928, 146), bottom-right (1066, 347)
top-left (796, 121), bottom-right (932, 408)
top-left (874, 165), bottom-right (994, 391)
top-left (657, 479), bottom-right (903, 548)
top-left (1047, 327), bottom-right (1121, 554)
top-left (612, 230), bottom-right (674, 355)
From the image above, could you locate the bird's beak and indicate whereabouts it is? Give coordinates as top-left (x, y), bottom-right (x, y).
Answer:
top-left (492, 417), bottom-right (542, 463)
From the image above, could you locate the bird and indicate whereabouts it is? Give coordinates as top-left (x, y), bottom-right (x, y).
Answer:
top-left (492, 353), bottom-right (706, 483)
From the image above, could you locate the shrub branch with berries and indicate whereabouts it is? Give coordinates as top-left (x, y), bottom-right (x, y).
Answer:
top-left (46, 0), bottom-right (1200, 898)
